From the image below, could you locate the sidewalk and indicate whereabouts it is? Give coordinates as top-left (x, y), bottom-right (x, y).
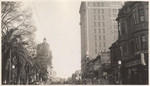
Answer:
top-left (101, 78), bottom-right (110, 85)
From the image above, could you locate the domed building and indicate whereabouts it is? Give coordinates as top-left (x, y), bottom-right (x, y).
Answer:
top-left (36, 38), bottom-right (53, 83)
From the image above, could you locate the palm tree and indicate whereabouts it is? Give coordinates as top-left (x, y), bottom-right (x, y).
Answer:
top-left (34, 57), bottom-right (49, 82)
top-left (2, 1), bottom-right (36, 85)
top-left (2, 28), bottom-right (33, 84)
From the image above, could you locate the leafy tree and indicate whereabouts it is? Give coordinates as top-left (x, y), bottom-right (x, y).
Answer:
top-left (2, 1), bottom-right (36, 84)
top-left (35, 39), bottom-right (53, 84)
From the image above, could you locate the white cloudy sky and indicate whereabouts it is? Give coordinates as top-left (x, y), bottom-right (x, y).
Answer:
top-left (23, 0), bottom-right (81, 79)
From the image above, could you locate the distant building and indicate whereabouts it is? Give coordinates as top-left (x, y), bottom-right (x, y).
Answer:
top-left (82, 53), bottom-right (111, 84)
top-left (110, 1), bottom-right (148, 84)
top-left (100, 51), bottom-right (110, 64)
top-left (79, 1), bottom-right (123, 80)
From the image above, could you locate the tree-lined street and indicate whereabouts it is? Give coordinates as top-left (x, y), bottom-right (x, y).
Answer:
top-left (1, 1), bottom-right (148, 85)
top-left (2, 2), bottom-right (53, 84)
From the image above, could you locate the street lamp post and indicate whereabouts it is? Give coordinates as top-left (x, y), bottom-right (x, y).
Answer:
top-left (12, 65), bottom-right (15, 69)
top-left (118, 60), bottom-right (121, 84)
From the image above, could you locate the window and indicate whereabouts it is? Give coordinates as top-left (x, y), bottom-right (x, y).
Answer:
top-left (122, 23), bottom-right (126, 35)
top-left (99, 29), bottom-right (101, 33)
top-left (94, 22), bottom-right (96, 27)
top-left (120, 46), bottom-right (123, 56)
top-left (113, 14), bottom-right (116, 17)
top-left (113, 19), bottom-right (116, 23)
top-left (103, 42), bottom-right (106, 47)
top-left (99, 35), bottom-right (101, 40)
top-left (123, 45), bottom-right (127, 56)
top-left (141, 35), bottom-right (147, 50)
top-left (104, 49), bottom-right (106, 52)
top-left (99, 42), bottom-right (101, 47)
top-left (135, 37), bottom-right (140, 51)
top-left (94, 35), bottom-right (97, 41)
top-left (127, 15), bottom-right (132, 31)
top-left (95, 49), bottom-right (97, 54)
top-left (88, 3), bottom-right (90, 6)
top-left (118, 20), bottom-right (122, 35)
top-left (145, 3), bottom-right (148, 21)
top-left (138, 3), bottom-right (144, 22)
top-left (98, 22), bottom-right (100, 27)
top-left (98, 15), bottom-right (100, 20)
top-left (93, 9), bottom-right (96, 14)
top-left (103, 22), bottom-right (105, 27)
top-left (133, 5), bottom-right (137, 25)
top-left (95, 42), bottom-right (97, 47)
top-left (102, 15), bottom-right (104, 20)
top-left (102, 3), bottom-right (104, 7)
top-left (133, 12), bottom-right (137, 24)
top-left (102, 9), bottom-right (104, 13)
top-left (103, 29), bottom-right (105, 33)
top-left (94, 15), bottom-right (96, 20)
top-left (130, 41), bottom-right (135, 55)
top-left (113, 9), bottom-right (115, 12)
top-left (94, 29), bottom-right (96, 34)
top-left (93, 3), bottom-right (96, 7)
top-left (97, 3), bottom-right (100, 7)
top-left (103, 35), bottom-right (105, 40)
top-left (114, 25), bottom-right (116, 29)
top-left (114, 35), bottom-right (116, 40)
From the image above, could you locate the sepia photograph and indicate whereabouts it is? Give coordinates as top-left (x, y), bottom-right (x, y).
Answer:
top-left (1, 0), bottom-right (149, 85)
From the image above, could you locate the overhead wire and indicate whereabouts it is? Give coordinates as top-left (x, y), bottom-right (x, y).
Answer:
top-left (32, 1), bottom-right (46, 38)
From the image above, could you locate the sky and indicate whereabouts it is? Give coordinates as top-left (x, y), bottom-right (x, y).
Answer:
top-left (23, 0), bottom-right (82, 79)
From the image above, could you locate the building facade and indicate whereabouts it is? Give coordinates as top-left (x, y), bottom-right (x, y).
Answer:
top-left (110, 1), bottom-right (148, 84)
top-left (79, 1), bottom-right (123, 80)
top-left (81, 53), bottom-right (112, 84)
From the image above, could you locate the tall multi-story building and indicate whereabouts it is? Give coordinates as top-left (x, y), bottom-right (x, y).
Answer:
top-left (79, 1), bottom-right (123, 78)
top-left (110, 1), bottom-right (148, 84)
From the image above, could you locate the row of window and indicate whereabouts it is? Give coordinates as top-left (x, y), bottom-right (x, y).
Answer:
top-left (111, 30), bottom-right (118, 34)
top-left (120, 35), bottom-right (148, 57)
top-left (94, 35), bottom-right (105, 41)
top-left (110, 19), bottom-right (117, 23)
top-left (135, 35), bottom-right (147, 51)
top-left (90, 2), bottom-right (122, 7)
top-left (111, 36), bottom-right (147, 59)
top-left (94, 22), bottom-right (105, 27)
top-left (93, 15), bottom-right (105, 20)
top-left (110, 13), bottom-right (118, 17)
top-left (93, 8), bottom-right (119, 14)
top-left (94, 28), bottom-right (105, 34)
top-left (109, 9), bottom-right (119, 13)
top-left (93, 9), bottom-right (104, 14)
top-left (94, 42), bottom-right (106, 47)
top-left (91, 2), bottom-right (105, 7)
top-left (110, 25), bottom-right (118, 30)
top-left (95, 49), bottom-right (107, 54)
top-left (133, 3), bottom-right (145, 25)
top-left (109, 2), bottom-right (122, 5)
top-left (114, 35), bottom-right (118, 41)
top-left (94, 28), bottom-right (117, 34)
top-left (119, 3), bottom-right (146, 35)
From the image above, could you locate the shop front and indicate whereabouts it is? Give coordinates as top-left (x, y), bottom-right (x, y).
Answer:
top-left (122, 53), bottom-right (148, 84)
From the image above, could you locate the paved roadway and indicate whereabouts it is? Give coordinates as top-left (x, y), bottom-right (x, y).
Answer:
top-left (101, 78), bottom-right (110, 84)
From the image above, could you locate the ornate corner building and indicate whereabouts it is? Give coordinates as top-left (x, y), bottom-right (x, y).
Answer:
top-left (110, 1), bottom-right (148, 84)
